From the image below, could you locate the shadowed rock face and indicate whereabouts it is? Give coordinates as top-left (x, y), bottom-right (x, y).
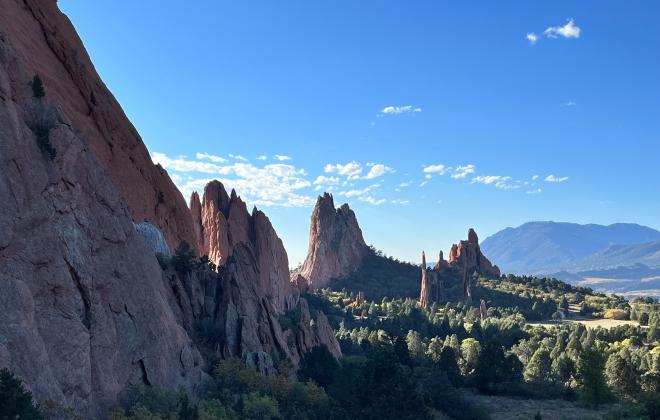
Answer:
top-left (420, 229), bottom-right (500, 307)
top-left (0, 24), bottom-right (205, 416)
top-left (0, 0), bottom-right (197, 252)
top-left (0, 1), bottom-right (340, 415)
top-left (166, 245), bottom-right (341, 374)
top-left (294, 193), bottom-right (368, 288)
top-left (190, 181), bottom-right (294, 312)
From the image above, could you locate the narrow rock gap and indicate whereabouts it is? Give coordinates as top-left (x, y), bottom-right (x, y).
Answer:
top-left (65, 259), bottom-right (92, 330)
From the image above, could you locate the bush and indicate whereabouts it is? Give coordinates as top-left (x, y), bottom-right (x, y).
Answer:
top-left (603, 309), bottom-right (628, 320)
top-left (34, 125), bottom-right (56, 160)
top-left (32, 75), bottom-right (45, 98)
top-left (172, 241), bottom-right (197, 274)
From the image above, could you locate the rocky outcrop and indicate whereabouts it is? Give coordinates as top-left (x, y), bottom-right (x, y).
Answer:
top-left (0, 0), bottom-right (197, 252)
top-left (420, 229), bottom-right (500, 307)
top-left (190, 181), bottom-right (294, 312)
top-left (294, 193), bottom-right (368, 288)
top-left (447, 229), bottom-right (501, 279)
top-left (0, 1), bottom-right (340, 416)
top-left (0, 27), bottom-right (205, 416)
top-left (166, 245), bottom-right (341, 372)
top-left (420, 251), bottom-right (441, 309)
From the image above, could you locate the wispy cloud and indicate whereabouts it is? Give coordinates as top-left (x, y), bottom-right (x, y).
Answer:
top-left (152, 152), bottom-right (314, 207)
top-left (451, 164), bottom-right (476, 179)
top-left (544, 174), bottom-right (569, 183)
top-left (526, 33), bottom-right (539, 45)
top-left (471, 175), bottom-right (519, 190)
top-left (391, 199), bottom-right (410, 205)
top-left (196, 152), bottom-right (227, 163)
top-left (544, 18), bottom-right (581, 39)
top-left (274, 154), bottom-right (292, 161)
top-left (422, 164), bottom-right (449, 175)
top-left (532, 175), bottom-right (540, 181)
top-left (324, 161), bottom-right (363, 180)
top-left (228, 154), bottom-right (249, 162)
top-left (365, 164), bottom-right (395, 179)
top-left (398, 181), bottom-right (412, 188)
top-left (256, 155), bottom-right (268, 161)
top-left (380, 105), bottom-right (422, 115)
top-left (313, 175), bottom-right (340, 185)
top-left (560, 101), bottom-right (577, 107)
top-left (526, 188), bottom-right (543, 194)
top-left (361, 196), bottom-right (386, 205)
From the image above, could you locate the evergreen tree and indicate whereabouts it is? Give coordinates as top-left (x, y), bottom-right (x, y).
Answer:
top-left (524, 347), bottom-right (552, 383)
top-left (437, 346), bottom-right (461, 386)
top-left (0, 368), bottom-right (43, 420)
top-left (577, 344), bottom-right (613, 407)
top-left (31, 75), bottom-right (45, 98)
top-left (605, 351), bottom-right (640, 398)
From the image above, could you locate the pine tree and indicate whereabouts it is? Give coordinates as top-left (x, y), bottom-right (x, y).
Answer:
top-left (0, 368), bottom-right (43, 420)
top-left (31, 75), bottom-right (45, 98)
top-left (577, 344), bottom-right (613, 407)
top-left (524, 346), bottom-right (552, 383)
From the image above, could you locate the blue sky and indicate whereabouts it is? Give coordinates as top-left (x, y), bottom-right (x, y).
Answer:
top-left (59, 1), bottom-right (659, 265)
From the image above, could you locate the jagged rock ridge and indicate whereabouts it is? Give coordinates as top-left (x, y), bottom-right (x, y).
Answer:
top-left (190, 181), bottom-right (295, 312)
top-left (420, 228), bottom-right (500, 308)
top-left (294, 193), bottom-right (369, 288)
top-left (0, 1), bottom-right (339, 416)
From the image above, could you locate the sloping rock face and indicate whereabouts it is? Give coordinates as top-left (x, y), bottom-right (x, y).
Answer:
top-left (0, 30), bottom-right (205, 416)
top-left (294, 193), bottom-right (368, 288)
top-left (190, 181), bottom-right (294, 312)
top-left (0, 0), bottom-right (197, 252)
top-left (166, 245), bottom-right (341, 372)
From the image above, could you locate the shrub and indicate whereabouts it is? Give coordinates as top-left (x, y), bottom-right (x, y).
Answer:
top-left (172, 241), bottom-right (197, 274)
top-left (603, 309), bottom-right (628, 320)
top-left (32, 75), bottom-right (45, 98)
top-left (34, 125), bottom-right (56, 160)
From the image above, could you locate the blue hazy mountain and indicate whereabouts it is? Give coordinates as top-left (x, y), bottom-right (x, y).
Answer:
top-left (481, 221), bottom-right (660, 275)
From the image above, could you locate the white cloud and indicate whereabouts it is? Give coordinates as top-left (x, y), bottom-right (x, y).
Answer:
top-left (398, 181), bottom-right (412, 188)
top-left (391, 199), bottom-right (410, 205)
top-left (471, 175), bottom-right (519, 190)
top-left (364, 164), bottom-right (395, 180)
top-left (526, 32), bottom-right (539, 44)
top-left (324, 161), bottom-right (363, 180)
top-left (526, 188), bottom-right (543, 194)
top-left (420, 180), bottom-right (429, 187)
top-left (360, 196), bottom-right (386, 205)
top-left (561, 101), bottom-right (577, 107)
top-left (151, 152), bottom-right (314, 207)
top-left (313, 175), bottom-right (340, 185)
top-left (544, 174), bottom-right (569, 183)
top-left (380, 105), bottom-right (422, 115)
top-left (544, 18), bottom-right (581, 39)
top-left (274, 154), bottom-right (292, 161)
top-left (422, 164), bottom-right (448, 175)
top-left (451, 164), bottom-right (476, 179)
top-left (532, 175), bottom-right (540, 181)
top-left (229, 154), bottom-right (249, 162)
top-left (256, 155), bottom-right (268, 160)
top-left (196, 152), bottom-right (227, 163)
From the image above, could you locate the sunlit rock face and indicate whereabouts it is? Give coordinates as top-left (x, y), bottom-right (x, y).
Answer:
top-left (189, 181), bottom-right (294, 312)
top-left (294, 193), bottom-right (369, 288)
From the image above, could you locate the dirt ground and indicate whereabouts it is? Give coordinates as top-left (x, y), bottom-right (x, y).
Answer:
top-left (528, 317), bottom-right (638, 329)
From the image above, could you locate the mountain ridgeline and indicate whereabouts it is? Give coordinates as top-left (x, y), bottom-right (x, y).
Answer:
top-left (481, 221), bottom-right (660, 294)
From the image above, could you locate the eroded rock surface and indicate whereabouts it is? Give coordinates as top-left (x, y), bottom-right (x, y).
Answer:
top-left (294, 193), bottom-right (368, 288)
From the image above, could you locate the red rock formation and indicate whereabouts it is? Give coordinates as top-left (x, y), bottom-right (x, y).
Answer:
top-left (480, 299), bottom-right (488, 320)
top-left (190, 181), bottom-right (294, 312)
top-left (420, 252), bottom-right (430, 308)
top-left (294, 193), bottom-right (368, 288)
top-left (420, 228), bottom-right (500, 307)
top-left (0, 0), bottom-right (197, 252)
top-left (0, 26), bottom-right (204, 416)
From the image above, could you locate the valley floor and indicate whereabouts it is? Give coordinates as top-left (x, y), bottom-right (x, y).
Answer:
top-left (465, 393), bottom-right (620, 420)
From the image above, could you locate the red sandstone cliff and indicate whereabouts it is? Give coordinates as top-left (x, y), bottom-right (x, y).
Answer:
top-left (294, 193), bottom-right (369, 288)
top-left (0, 0), bottom-right (196, 252)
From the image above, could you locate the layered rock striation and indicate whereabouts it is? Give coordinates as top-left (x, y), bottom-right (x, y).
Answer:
top-left (294, 193), bottom-right (368, 288)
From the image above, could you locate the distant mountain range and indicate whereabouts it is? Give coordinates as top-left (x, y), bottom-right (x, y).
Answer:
top-left (481, 222), bottom-right (660, 296)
